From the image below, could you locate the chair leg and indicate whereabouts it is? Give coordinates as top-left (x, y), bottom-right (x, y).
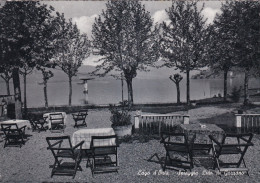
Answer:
top-left (21, 136), bottom-right (25, 144)
top-left (163, 155), bottom-right (167, 171)
top-left (51, 159), bottom-right (59, 177)
top-left (4, 139), bottom-right (7, 148)
top-left (189, 153), bottom-right (194, 169)
top-left (83, 120), bottom-right (87, 127)
top-left (215, 155), bottom-right (221, 171)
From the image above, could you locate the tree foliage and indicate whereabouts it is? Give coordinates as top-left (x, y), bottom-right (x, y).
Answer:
top-left (0, 2), bottom-right (55, 69)
top-left (53, 13), bottom-right (90, 106)
top-left (0, 1), bottom-right (56, 117)
top-left (206, 8), bottom-right (238, 101)
top-left (0, 65), bottom-right (12, 95)
top-left (92, 0), bottom-right (160, 106)
top-left (160, 1), bottom-right (210, 105)
top-left (214, 1), bottom-right (260, 105)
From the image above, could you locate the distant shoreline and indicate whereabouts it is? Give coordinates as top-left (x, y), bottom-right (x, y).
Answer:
top-left (26, 97), bottom-right (230, 113)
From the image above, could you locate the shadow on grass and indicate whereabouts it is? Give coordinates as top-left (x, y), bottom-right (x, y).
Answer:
top-left (199, 112), bottom-right (235, 126)
top-left (140, 105), bottom-right (189, 114)
top-left (139, 102), bottom-right (239, 115)
top-left (118, 134), bottom-right (160, 144)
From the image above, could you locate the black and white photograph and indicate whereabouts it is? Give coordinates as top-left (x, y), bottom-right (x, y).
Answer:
top-left (0, 0), bottom-right (260, 182)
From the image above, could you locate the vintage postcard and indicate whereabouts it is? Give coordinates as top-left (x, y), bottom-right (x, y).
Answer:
top-left (0, 0), bottom-right (259, 182)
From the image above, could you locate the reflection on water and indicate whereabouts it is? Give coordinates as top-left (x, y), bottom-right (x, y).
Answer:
top-left (0, 76), bottom-right (259, 107)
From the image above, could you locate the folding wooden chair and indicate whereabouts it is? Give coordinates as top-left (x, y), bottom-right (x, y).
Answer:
top-left (209, 133), bottom-right (254, 175)
top-left (161, 132), bottom-right (195, 171)
top-left (90, 135), bottom-right (119, 176)
top-left (46, 136), bottom-right (84, 179)
top-left (72, 110), bottom-right (88, 128)
top-left (49, 113), bottom-right (65, 132)
top-left (1, 124), bottom-right (26, 148)
top-left (28, 114), bottom-right (48, 132)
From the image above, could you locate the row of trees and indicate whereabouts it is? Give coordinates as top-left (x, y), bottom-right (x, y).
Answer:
top-left (0, 2), bottom-right (90, 118)
top-left (0, 1), bottom-right (259, 118)
top-left (208, 1), bottom-right (260, 105)
top-left (92, 0), bottom-right (260, 107)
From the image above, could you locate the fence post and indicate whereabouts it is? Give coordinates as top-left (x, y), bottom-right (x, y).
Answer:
top-left (183, 115), bottom-right (190, 124)
top-left (134, 110), bottom-right (142, 134)
top-left (235, 114), bottom-right (242, 133)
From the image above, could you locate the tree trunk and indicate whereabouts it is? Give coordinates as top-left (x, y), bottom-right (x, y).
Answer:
top-left (69, 76), bottom-right (72, 106)
top-left (121, 74), bottom-right (124, 103)
top-left (5, 79), bottom-right (10, 95)
top-left (186, 70), bottom-right (190, 105)
top-left (12, 67), bottom-right (22, 119)
top-left (23, 74), bottom-right (28, 116)
top-left (243, 70), bottom-right (250, 105)
top-left (223, 70), bottom-right (228, 102)
top-left (176, 83), bottom-right (180, 104)
top-left (126, 77), bottom-right (133, 109)
top-left (43, 79), bottom-right (48, 108)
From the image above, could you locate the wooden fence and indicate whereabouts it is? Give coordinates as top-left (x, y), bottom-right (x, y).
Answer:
top-left (134, 113), bottom-right (189, 135)
top-left (235, 114), bottom-right (260, 133)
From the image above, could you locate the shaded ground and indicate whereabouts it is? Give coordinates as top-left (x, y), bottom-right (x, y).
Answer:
top-left (1, 104), bottom-right (260, 183)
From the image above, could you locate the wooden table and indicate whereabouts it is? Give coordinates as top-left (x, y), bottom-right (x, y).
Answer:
top-left (72, 128), bottom-right (116, 149)
top-left (0, 119), bottom-right (31, 129)
top-left (177, 123), bottom-right (225, 159)
top-left (177, 123), bottom-right (225, 144)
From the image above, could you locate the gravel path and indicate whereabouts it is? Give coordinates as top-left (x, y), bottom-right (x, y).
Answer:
top-left (0, 105), bottom-right (260, 183)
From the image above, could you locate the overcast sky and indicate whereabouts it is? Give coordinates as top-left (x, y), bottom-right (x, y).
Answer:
top-left (42, 1), bottom-right (222, 66)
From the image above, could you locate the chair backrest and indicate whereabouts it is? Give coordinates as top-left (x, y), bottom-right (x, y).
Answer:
top-left (91, 135), bottom-right (118, 148)
top-left (75, 110), bottom-right (88, 119)
top-left (1, 123), bottom-right (20, 136)
top-left (220, 133), bottom-right (253, 149)
top-left (210, 133), bottom-right (253, 170)
top-left (1, 123), bottom-right (19, 129)
top-left (49, 113), bottom-right (64, 124)
top-left (161, 132), bottom-right (195, 153)
top-left (46, 136), bottom-right (75, 157)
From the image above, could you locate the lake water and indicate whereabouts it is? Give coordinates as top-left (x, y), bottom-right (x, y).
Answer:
top-left (0, 75), bottom-right (259, 107)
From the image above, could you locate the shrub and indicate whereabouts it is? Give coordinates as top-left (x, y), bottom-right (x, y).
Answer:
top-left (231, 86), bottom-right (241, 102)
top-left (109, 100), bottom-right (131, 127)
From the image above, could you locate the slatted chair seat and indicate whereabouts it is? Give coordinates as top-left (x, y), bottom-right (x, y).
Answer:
top-left (166, 144), bottom-right (190, 153)
top-left (46, 136), bottom-right (84, 179)
top-left (93, 147), bottom-right (117, 156)
top-left (90, 135), bottom-right (119, 176)
top-left (209, 133), bottom-right (253, 176)
top-left (72, 110), bottom-right (88, 128)
top-left (55, 150), bottom-right (80, 158)
top-left (1, 124), bottom-right (26, 148)
top-left (192, 143), bottom-right (212, 151)
top-left (214, 146), bottom-right (242, 154)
